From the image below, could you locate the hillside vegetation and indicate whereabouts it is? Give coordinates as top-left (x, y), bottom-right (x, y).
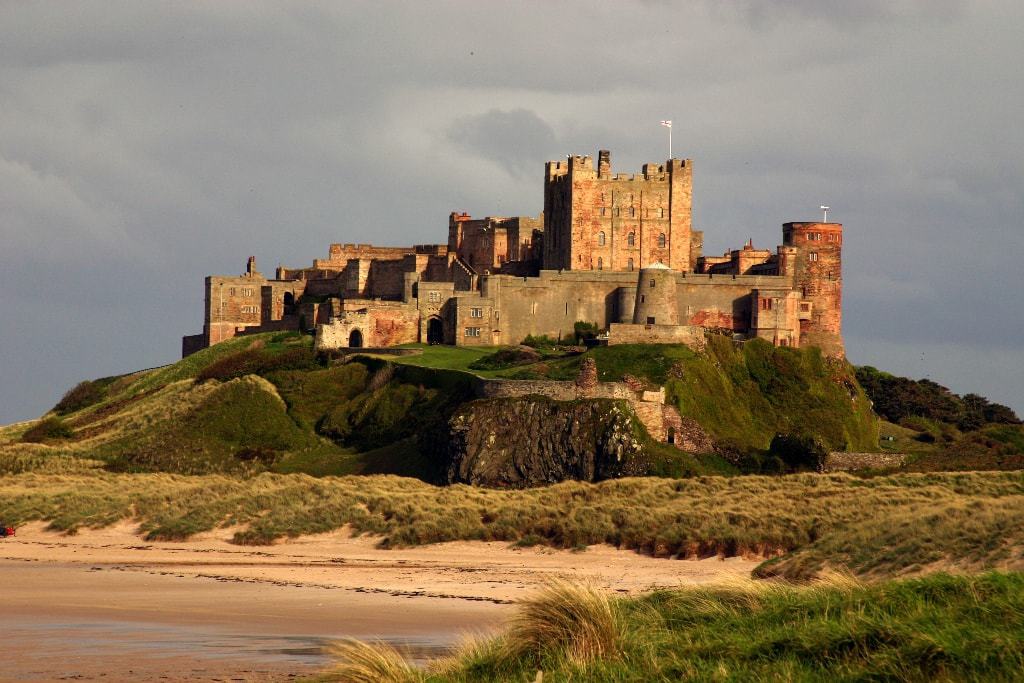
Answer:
top-left (5, 331), bottom-right (1022, 481)
top-left (324, 572), bottom-right (1024, 682)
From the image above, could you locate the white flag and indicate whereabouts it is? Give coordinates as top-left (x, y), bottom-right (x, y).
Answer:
top-left (660, 120), bottom-right (672, 128)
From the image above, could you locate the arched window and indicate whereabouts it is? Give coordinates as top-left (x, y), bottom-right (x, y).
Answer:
top-left (598, 231), bottom-right (606, 246)
top-left (627, 258), bottom-right (634, 271)
top-left (627, 232), bottom-right (635, 246)
top-left (658, 233), bottom-right (667, 248)
top-left (597, 257), bottom-right (603, 270)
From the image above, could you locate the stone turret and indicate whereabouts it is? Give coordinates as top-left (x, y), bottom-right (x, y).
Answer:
top-left (632, 263), bottom-right (678, 326)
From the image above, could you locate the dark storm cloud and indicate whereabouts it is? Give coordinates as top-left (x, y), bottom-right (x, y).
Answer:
top-left (1, 0), bottom-right (1021, 422)
top-left (449, 109), bottom-right (559, 178)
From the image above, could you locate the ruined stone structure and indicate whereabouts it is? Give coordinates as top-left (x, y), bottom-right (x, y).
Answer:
top-left (183, 149), bottom-right (844, 359)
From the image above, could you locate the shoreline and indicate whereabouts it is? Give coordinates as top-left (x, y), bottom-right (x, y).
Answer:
top-left (2, 522), bottom-right (760, 680)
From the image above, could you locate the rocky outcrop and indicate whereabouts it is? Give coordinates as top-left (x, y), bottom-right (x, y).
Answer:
top-left (443, 397), bottom-right (649, 487)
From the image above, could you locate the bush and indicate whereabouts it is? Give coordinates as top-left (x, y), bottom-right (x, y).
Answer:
top-left (21, 417), bottom-right (74, 443)
top-left (573, 320), bottom-right (600, 344)
top-left (856, 366), bottom-right (1020, 431)
top-left (53, 378), bottom-right (115, 414)
top-left (195, 347), bottom-right (320, 382)
top-left (768, 433), bottom-right (826, 472)
top-left (468, 346), bottom-right (541, 371)
top-left (522, 334), bottom-right (561, 349)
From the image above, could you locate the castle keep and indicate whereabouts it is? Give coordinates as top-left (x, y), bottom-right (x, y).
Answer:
top-left (182, 150), bottom-right (844, 358)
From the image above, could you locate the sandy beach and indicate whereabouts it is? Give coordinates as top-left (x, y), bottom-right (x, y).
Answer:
top-left (1, 522), bottom-right (759, 681)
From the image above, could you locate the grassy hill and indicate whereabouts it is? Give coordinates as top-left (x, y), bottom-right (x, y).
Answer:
top-left (4, 331), bottom-right (1021, 480)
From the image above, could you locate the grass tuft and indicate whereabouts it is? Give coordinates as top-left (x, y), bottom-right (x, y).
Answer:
top-left (506, 580), bottom-right (622, 666)
top-left (322, 639), bottom-right (424, 683)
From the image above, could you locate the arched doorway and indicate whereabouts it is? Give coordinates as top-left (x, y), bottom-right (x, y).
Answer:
top-left (426, 317), bottom-right (443, 345)
top-left (667, 426), bottom-right (676, 445)
top-left (349, 329), bottom-right (363, 348)
top-left (283, 291), bottom-right (295, 315)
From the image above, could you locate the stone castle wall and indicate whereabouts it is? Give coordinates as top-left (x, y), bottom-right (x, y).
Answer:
top-left (820, 451), bottom-right (906, 472)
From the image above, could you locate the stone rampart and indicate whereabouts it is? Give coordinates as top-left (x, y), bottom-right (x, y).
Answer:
top-left (819, 451), bottom-right (906, 472)
top-left (608, 323), bottom-right (705, 347)
top-left (475, 378), bottom-right (634, 402)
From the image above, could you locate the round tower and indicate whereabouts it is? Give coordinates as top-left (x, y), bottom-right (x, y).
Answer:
top-left (632, 263), bottom-right (679, 325)
top-left (782, 222), bottom-right (843, 357)
top-left (616, 286), bottom-right (637, 323)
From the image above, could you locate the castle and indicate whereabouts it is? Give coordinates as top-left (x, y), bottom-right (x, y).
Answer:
top-left (182, 150), bottom-right (843, 358)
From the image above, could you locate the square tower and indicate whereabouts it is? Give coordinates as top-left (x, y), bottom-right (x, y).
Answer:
top-left (542, 150), bottom-right (697, 272)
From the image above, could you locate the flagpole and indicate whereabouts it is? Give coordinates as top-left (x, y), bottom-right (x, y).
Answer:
top-left (660, 120), bottom-right (673, 160)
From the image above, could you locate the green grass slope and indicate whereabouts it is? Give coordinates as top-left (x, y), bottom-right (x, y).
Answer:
top-left (328, 572), bottom-right (1024, 682)
top-left (413, 336), bottom-right (879, 455)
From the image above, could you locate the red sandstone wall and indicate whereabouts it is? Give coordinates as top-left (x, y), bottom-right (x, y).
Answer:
top-left (783, 222), bottom-right (844, 356)
top-left (543, 154), bottom-right (694, 273)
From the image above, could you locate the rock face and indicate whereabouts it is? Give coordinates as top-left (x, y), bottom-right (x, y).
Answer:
top-left (443, 397), bottom-right (648, 487)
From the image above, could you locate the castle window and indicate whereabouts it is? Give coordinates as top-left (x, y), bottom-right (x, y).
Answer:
top-left (428, 291), bottom-right (440, 302)
top-left (628, 258), bottom-right (634, 271)
top-left (659, 208), bottom-right (665, 218)
top-left (640, 295), bottom-right (645, 303)
top-left (229, 288), bottom-right (236, 296)
top-left (646, 316), bottom-right (656, 325)
top-left (658, 233), bottom-right (667, 248)
top-left (761, 298), bottom-right (772, 311)
top-left (600, 207), bottom-right (606, 216)
top-left (629, 207), bottom-right (635, 217)
top-left (809, 252), bottom-right (819, 262)
top-left (597, 257), bottom-right (603, 270)
top-left (470, 307), bottom-right (483, 318)
top-left (465, 327), bottom-right (481, 337)
top-left (627, 232), bottom-right (635, 246)
top-left (650, 279), bottom-right (656, 288)
top-left (598, 231), bottom-right (606, 246)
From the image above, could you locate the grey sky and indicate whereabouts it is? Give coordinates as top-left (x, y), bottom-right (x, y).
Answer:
top-left (1, 1), bottom-right (1021, 422)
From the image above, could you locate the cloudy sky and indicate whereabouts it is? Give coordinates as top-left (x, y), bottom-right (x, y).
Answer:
top-left (1, 1), bottom-right (1022, 422)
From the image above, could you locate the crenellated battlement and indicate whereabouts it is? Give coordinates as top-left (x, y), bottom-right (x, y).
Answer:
top-left (185, 148), bottom-right (844, 360)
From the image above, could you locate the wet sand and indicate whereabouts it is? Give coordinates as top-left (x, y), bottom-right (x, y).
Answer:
top-left (1, 522), bottom-right (759, 681)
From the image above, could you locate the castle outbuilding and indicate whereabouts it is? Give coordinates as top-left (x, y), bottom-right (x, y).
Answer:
top-left (183, 150), bottom-right (844, 358)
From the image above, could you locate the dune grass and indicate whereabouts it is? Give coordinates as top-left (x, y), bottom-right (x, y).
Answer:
top-left (326, 572), bottom-right (1024, 682)
top-left (2, 471), bottom-right (1022, 578)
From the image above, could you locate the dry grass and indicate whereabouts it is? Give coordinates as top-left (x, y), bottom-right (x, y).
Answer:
top-left (505, 581), bottom-right (621, 666)
top-left (321, 640), bottom-right (425, 683)
top-left (2, 471), bottom-right (1023, 580)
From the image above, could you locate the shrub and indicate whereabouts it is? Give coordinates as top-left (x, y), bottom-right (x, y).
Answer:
top-left (573, 320), bottom-right (600, 344)
top-left (21, 417), bottom-right (74, 443)
top-left (768, 433), bottom-right (827, 472)
top-left (522, 334), bottom-right (561, 349)
top-left (195, 347), bottom-right (319, 382)
top-left (468, 346), bottom-right (541, 371)
top-left (856, 366), bottom-right (1020, 431)
top-left (53, 378), bottom-right (115, 414)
